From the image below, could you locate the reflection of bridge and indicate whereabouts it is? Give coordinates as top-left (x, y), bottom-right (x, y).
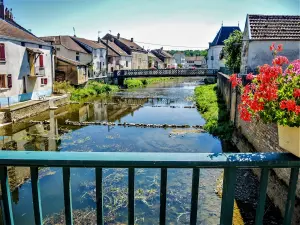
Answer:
top-left (113, 69), bottom-right (218, 84)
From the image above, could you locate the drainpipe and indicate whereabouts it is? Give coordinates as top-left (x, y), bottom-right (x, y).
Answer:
top-left (51, 46), bottom-right (54, 95)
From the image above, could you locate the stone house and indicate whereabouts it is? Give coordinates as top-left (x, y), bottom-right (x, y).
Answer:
top-left (0, 2), bottom-right (54, 106)
top-left (240, 14), bottom-right (300, 74)
top-left (151, 48), bottom-right (176, 68)
top-left (148, 52), bottom-right (164, 69)
top-left (207, 25), bottom-right (240, 70)
top-left (173, 52), bottom-right (187, 68)
top-left (40, 35), bottom-right (92, 81)
top-left (100, 38), bottom-right (132, 72)
top-left (72, 37), bottom-right (107, 78)
top-left (55, 56), bottom-right (88, 86)
top-left (103, 33), bottom-right (148, 69)
top-left (186, 56), bottom-right (206, 68)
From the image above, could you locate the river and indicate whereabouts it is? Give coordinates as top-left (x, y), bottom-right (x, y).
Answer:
top-left (1, 78), bottom-right (227, 224)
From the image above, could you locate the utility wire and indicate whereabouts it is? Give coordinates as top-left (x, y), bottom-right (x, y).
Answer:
top-left (134, 41), bottom-right (208, 49)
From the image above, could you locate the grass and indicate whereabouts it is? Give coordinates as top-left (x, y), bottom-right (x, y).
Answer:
top-left (123, 77), bottom-right (178, 88)
top-left (194, 84), bottom-right (233, 141)
top-left (54, 81), bottom-right (118, 101)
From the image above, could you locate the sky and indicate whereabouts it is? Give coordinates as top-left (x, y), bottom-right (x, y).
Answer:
top-left (6, 0), bottom-right (300, 50)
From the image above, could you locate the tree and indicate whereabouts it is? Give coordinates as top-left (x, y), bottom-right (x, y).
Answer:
top-left (223, 30), bottom-right (243, 73)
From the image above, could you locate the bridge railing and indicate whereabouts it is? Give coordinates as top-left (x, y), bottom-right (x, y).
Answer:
top-left (113, 69), bottom-right (219, 78)
top-left (0, 151), bottom-right (299, 225)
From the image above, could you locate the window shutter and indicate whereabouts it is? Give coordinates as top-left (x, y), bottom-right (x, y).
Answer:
top-left (44, 78), bottom-right (47, 85)
top-left (41, 78), bottom-right (44, 85)
top-left (0, 44), bottom-right (6, 61)
top-left (7, 74), bottom-right (12, 88)
top-left (39, 55), bottom-right (44, 67)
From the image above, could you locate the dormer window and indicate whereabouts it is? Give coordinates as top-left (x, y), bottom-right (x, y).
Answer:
top-left (76, 52), bottom-right (80, 61)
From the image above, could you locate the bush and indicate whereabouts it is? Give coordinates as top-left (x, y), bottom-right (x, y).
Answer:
top-left (123, 79), bottom-right (143, 88)
top-left (53, 81), bottom-right (74, 94)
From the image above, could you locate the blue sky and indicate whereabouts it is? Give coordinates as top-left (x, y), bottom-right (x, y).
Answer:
top-left (6, 0), bottom-right (300, 50)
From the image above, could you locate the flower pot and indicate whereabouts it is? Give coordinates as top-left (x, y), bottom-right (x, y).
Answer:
top-left (278, 125), bottom-right (300, 157)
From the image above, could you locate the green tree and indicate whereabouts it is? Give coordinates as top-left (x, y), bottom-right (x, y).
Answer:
top-left (223, 30), bottom-right (243, 73)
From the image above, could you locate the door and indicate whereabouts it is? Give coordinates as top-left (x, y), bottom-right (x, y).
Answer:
top-left (23, 76), bottom-right (26, 93)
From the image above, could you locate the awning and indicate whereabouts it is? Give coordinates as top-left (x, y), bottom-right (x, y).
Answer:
top-left (26, 47), bottom-right (43, 54)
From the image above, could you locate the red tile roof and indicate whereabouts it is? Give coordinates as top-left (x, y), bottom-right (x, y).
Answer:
top-left (40, 36), bottom-right (88, 53)
top-left (248, 15), bottom-right (300, 40)
top-left (101, 39), bottom-right (128, 56)
top-left (0, 19), bottom-right (45, 44)
top-left (56, 55), bottom-right (86, 66)
top-left (73, 37), bottom-right (106, 49)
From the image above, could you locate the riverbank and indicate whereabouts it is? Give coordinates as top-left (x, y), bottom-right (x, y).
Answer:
top-left (194, 84), bottom-right (233, 141)
top-left (123, 77), bottom-right (180, 88)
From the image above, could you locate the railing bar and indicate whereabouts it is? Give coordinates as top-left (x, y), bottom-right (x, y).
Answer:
top-left (63, 167), bottom-right (73, 225)
top-left (128, 168), bottom-right (135, 225)
top-left (0, 166), bottom-right (14, 225)
top-left (190, 168), bottom-right (200, 225)
top-left (220, 168), bottom-right (237, 225)
top-left (160, 168), bottom-right (167, 225)
top-left (30, 167), bottom-right (43, 225)
top-left (96, 168), bottom-right (104, 225)
top-left (255, 168), bottom-right (269, 225)
top-left (283, 167), bottom-right (299, 225)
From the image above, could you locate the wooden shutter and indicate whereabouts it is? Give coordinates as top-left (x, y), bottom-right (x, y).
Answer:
top-left (0, 75), bottom-right (5, 88)
top-left (0, 44), bottom-right (6, 61)
top-left (7, 74), bottom-right (12, 88)
top-left (39, 54), bottom-right (44, 67)
top-left (41, 78), bottom-right (44, 85)
top-left (44, 78), bottom-right (47, 85)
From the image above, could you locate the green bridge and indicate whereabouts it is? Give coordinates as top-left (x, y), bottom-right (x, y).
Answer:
top-left (0, 151), bottom-right (299, 225)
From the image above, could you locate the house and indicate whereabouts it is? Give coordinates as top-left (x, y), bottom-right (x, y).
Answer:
top-left (151, 48), bottom-right (176, 68)
top-left (148, 52), bottom-right (164, 69)
top-left (207, 25), bottom-right (241, 70)
top-left (40, 36), bottom-right (92, 81)
top-left (100, 38), bottom-right (132, 72)
top-left (0, 1), bottom-right (54, 106)
top-left (55, 56), bottom-right (88, 86)
top-left (173, 52), bottom-right (187, 68)
top-left (102, 33), bottom-right (148, 69)
top-left (72, 37), bottom-right (107, 78)
top-left (240, 14), bottom-right (300, 74)
top-left (186, 56), bottom-right (206, 68)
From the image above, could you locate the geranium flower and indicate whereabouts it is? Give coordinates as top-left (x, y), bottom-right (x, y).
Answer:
top-left (277, 44), bottom-right (283, 52)
top-left (272, 56), bottom-right (289, 66)
top-left (270, 43), bottom-right (275, 51)
top-left (229, 74), bottom-right (241, 88)
top-left (246, 73), bottom-right (254, 80)
top-left (294, 89), bottom-right (300, 98)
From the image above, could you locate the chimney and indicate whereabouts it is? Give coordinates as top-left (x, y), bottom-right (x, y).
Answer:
top-left (0, 0), bottom-right (4, 20)
top-left (98, 37), bottom-right (101, 43)
top-left (131, 38), bottom-right (134, 42)
top-left (117, 33), bottom-right (120, 39)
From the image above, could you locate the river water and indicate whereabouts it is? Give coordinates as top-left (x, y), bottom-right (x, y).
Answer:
top-left (1, 78), bottom-right (226, 224)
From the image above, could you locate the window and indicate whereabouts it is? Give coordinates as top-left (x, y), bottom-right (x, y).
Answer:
top-left (56, 47), bottom-right (60, 51)
top-left (138, 58), bottom-right (141, 64)
top-left (39, 45), bottom-right (42, 49)
top-left (126, 61), bottom-right (128, 67)
top-left (39, 55), bottom-right (44, 67)
top-left (102, 62), bottom-right (105, 66)
top-left (7, 74), bottom-right (12, 88)
top-left (21, 42), bottom-right (25, 47)
top-left (0, 44), bottom-right (6, 61)
top-left (76, 52), bottom-right (80, 61)
top-left (0, 75), bottom-right (5, 88)
top-left (211, 56), bottom-right (214, 60)
top-left (41, 78), bottom-right (48, 85)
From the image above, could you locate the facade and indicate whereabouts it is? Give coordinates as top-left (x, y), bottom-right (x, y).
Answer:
top-left (207, 26), bottom-right (241, 70)
top-left (148, 52), bottom-right (164, 69)
top-left (240, 14), bottom-right (300, 74)
top-left (186, 56), bottom-right (206, 68)
top-left (103, 33), bottom-right (148, 69)
top-left (0, 6), bottom-right (54, 106)
top-left (173, 52), bottom-right (187, 68)
top-left (55, 56), bottom-right (88, 86)
top-left (151, 48), bottom-right (176, 68)
top-left (100, 38), bottom-right (132, 72)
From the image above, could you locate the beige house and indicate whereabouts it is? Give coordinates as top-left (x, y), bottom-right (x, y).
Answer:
top-left (148, 52), bottom-right (164, 69)
top-left (103, 33), bottom-right (148, 69)
top-left (151, 48), bottom-right (176, 68)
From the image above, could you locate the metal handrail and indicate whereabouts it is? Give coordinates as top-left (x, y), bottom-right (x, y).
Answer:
top-left (0, 151), bottom-right (299, 225)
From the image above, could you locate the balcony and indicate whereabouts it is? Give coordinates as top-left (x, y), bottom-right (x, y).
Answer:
top-left (0, 151), bottom-right (299, 225)
top-left (29, 67), bottom-right (45, 77)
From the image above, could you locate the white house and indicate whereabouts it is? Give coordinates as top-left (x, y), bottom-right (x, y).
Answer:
top-left (0, 4), bottom-right (54, 106)
top-left (101, 38), bottom-right (132, 72)
top-left (72, 37), bottom-right (107, 78)
top-left (240, 14), bottom-right (300, 74)
top-left (186, 56), bottom-right (206, 68)
top-left (173, 52), bottom-right (187, 68)
top-left (207, 25), bottom-right (240, 70)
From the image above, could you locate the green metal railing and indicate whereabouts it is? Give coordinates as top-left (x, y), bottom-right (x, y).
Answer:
top-left (0, 151), bottom-right (300, 225)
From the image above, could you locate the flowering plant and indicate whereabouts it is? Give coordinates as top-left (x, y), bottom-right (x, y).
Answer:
top-left (229, 43), bottom-right (300, 127)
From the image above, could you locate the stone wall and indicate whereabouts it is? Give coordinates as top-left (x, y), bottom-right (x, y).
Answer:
top-left (217, 72), bottom-right (300, 224)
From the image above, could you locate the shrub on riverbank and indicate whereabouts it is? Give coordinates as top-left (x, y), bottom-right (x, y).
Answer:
top-left (124, 77), bottom-right (176, 88)
top-left (194, 84), bottom-right (233, 140)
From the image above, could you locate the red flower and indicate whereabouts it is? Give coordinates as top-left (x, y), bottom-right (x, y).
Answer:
top-left (277, 44), bottom-right (283, 52)
top-left (269, 43), bottom-right (275, 51)
top-left (280, 100), bottom-right (296, 111)
top-left (295, 106), bottom-right (300, 115)
top-left (294, 89), bottom-right (300, 98)
top-left (272, 56), bottom-right (289, 66)
top-left (246, 73), bottom-right (254, 80)
top-left (229, 74), bottom-right (242, 88)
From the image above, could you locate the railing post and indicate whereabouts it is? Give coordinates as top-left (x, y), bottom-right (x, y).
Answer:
top-left (0, 166), bottom-right (14, 225)
top-left (31, 167), bottom-right (43, 225)
top-left (63, 167), bottom-right (73, 225)
top-left (255, 168), bottom-right (269, 225)
top-left (128, 168), bottom-right (135, 224)
top-left (96, 168), bottom-right (104, 225)
top-left (190, 168), bottom-right (200, 225)
top-left (160, 168), bottom-right (167, 225)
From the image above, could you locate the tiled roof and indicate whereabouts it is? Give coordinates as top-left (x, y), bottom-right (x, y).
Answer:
top-left (210, 26), bottom-right (241, 46)
top-left (151, 49), bottom-right (173, 61)
top-left (56, 55), bottom-right (86, 66)
top-left (0, 19), bottom-right (45, 44)
top-left (186, 56), bottom-right (205, 61)
top-left (73, 37), bottom-right (106, 49)
top-left (248, 14), bottom-right (300, 40)
top-left (101, 39), bottom-right (128, 56)
top-left (40, 36), bottom-right (87, 53)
